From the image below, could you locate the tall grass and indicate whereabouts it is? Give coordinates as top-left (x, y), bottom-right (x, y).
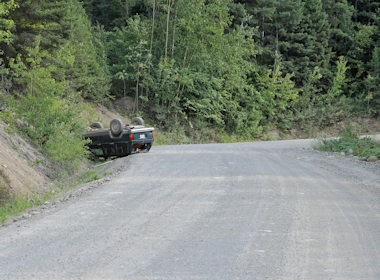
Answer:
top-left (0, 191), bottom-right (54, 223)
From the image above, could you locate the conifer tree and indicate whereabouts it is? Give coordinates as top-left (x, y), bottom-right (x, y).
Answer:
top-left (347, 0), bottom-right (380, 23)
top-left (237, 0), bottom-right (302, 76)
top-left (60, 0), bottom-right (110, 101)
top-left (3, 0), bottom-right (110, 101)
top-left (323, 0), bottom-right (354, 56)
top-left (287, 0), bottom-right (332, 88)
top-left (241, 0), bottom-right (277, 66)
top-left (81, 0), bottom-right (124, 30)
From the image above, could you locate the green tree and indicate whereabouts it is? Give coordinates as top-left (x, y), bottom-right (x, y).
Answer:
top-left (288, 0), bottom-right (332, 88)
top-left (132, 0), bottom-right (261, 135)
top-left (108, 15), bottom-right (151, 109)
top-left (255, 61), bottom-right (298, 130)
top-left (81, 0), bottom-right (127, 31)
top-left (2, 0), bottom-right (110, 101)
top-left (5, 36), bottom-right (89, 168)
top-left (0, 0), bottom-right (18, 44)
top-left (364, 46), bottom-right (380, 114)
top-left (324, 0), bottom-right (354, 55)
top-left (60, 0), bottom-right (111, 101)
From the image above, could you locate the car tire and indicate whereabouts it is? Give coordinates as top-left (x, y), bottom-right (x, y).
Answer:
top-left (90, 122), bottom-right (103, 129)
top-left (110, 118), bottom-right (124, 136)
top-left (131, 117), bottom-right (145, 127)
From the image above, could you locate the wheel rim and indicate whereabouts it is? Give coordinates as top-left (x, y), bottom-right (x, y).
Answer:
top-left (111, 122), bottom-right (120, 131)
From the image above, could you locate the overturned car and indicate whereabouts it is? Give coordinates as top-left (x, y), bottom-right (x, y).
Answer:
top-left (83, 117), bottom-right (154, 158)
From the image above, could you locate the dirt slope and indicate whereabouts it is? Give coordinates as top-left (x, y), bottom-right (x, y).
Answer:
top-left (0, 122), bottom-right (52, 197)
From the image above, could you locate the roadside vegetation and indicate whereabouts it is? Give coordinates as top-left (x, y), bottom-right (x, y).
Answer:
top-left (0, 191), bottom-right (52, 224)
top-left (313, 126), bottom-right (380, 159)
top-left (1, 0), bottom-right (380, 219)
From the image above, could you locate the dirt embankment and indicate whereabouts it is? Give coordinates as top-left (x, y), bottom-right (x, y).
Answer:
top-left (0, 122), bottom-right (53, 198)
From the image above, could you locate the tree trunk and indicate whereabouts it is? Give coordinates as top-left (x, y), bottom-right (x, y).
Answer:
top-left (150, 0), bottom-right (156, 55)
top-left (276, 23), bottom-right (279, 52)
top-left (262, 14), bottom-right (265, 46)
top-left (165, 0), bottom-right (172, 58)
top-left (146, 0), bottom-right (156, 102)
top-left (172, 5), bottom-right (177, 59)
top-left (355, 0), bottom-right (358, 22)
top-left (123, 79), bottom-right (126, 111)
top-left (135, 72), bottom-right (140, 113)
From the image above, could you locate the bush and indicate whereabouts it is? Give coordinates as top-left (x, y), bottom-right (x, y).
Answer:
top-left (2, 35), bottom-right (91, 170)
top-left (43, 124), bottom-right (90, 169)
top-left (314, 126), bottom-right (380, 158)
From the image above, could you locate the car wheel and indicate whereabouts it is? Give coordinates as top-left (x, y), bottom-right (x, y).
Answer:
top-left (110, 118), bottom-right (124, 136)
top-left (131, 117), bottom-right (145, 127)
top-left (143, 143), bottom-right (152, 152)
top-left (90, 122), bottom-right (103, 129)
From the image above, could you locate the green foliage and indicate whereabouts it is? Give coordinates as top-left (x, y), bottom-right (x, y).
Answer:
top-left (0, 0), bottom-right (18, 44)
top-left (4, 35), bottom-right (90, 170)
top-left (77, 170), bottom-right (101, 184)
top-left (2, 0), bottom-right (110, 102)
top-left (294, 56), bottom-right (350, 135)
top-left (255, 60), bottom-right (298, 130)
top-left (27, 159), bottom-right (44, 167)
top-left (0, 195), bottom-right (33, 223)
top-left (153, 118), bottom-right (252, 146)
top-left (3, 124), bottom-right (11, 135)
top-left (61, 0), bottom-right (111, 102)
top-left (130, 0), bottom-right (264, 137)
top-left (324, 56), bottom-right (348, 104)
top-left (43, 124), bottom-right (90, 169)
top-left (0, 169), bottom-right (10, 206)
top-left (109, 15), bottom-right (151, 110)
top-left (0, 188), bottom-right (58, 224)
top-left (82, 0), bottom-right (130, 31)
top-left (314, 126), bottom-right (380, 158)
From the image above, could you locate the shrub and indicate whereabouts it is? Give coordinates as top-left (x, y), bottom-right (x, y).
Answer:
top-left (3, 35), bottom-right (91, 170)
top-left (314, 126), bottom-right (380, 157)
top-left (43, 124), bottom-right (90, 170)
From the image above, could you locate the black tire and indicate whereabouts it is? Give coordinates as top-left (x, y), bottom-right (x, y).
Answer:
top-left (90, 122), bottom-right (103, 129)
top-left (110, 118), bottom-right (124, 136)
top-left (145, 143), bottom-right (152, 152)
top-left (131, 117), bottom-right (145, 127)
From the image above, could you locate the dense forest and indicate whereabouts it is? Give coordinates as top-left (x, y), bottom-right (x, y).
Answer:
top-left (0, 0), bottom-right (380, 166)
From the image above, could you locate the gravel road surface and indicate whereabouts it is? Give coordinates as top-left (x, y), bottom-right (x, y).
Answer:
top-left (1, 139), bottom-right (380, 279)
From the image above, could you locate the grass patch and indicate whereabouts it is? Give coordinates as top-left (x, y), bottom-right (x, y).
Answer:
top-left (0, 169), bottom-right (11, 206)
top-left (0, 161), bottom-right (104, 224)
top-left (77, 170), bottom-right (101, 184)
top-left (0, 190), bottom-right (55, 224)
top-left (313, 127), bottom-right (380, 158)
top-left (0, 196), bottom-right (34, 223)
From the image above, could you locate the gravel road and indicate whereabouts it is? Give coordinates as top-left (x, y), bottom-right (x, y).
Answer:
top-left (1, 139), bottom-right (380, 279)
